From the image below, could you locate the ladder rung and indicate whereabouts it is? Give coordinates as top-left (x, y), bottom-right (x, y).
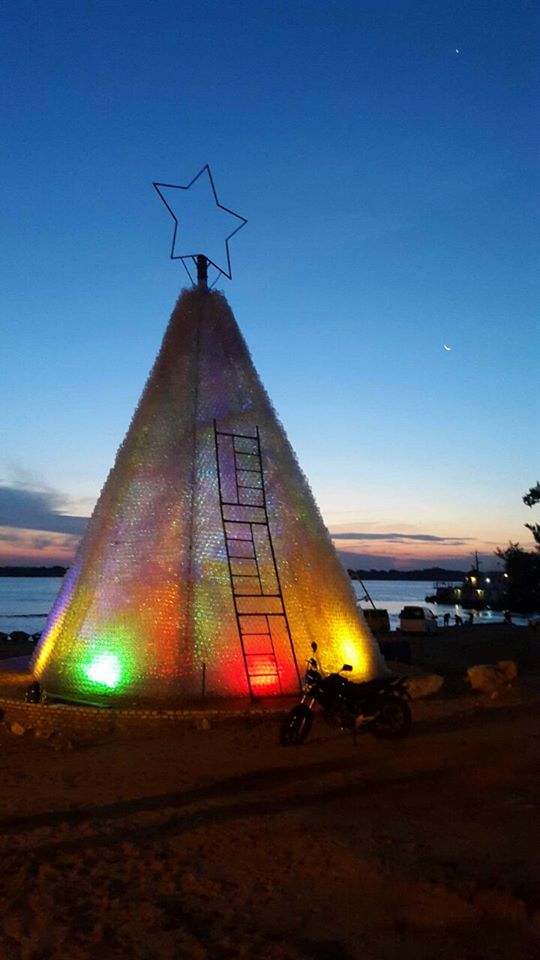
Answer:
top-left (224, 520), bottom-right (265, 529)
top-left (234, 446), bottom-right (258, 456)
top-left (233, 594), bottom-right (281, 604)
top-left (225, 521), bottom-right (267, 530)
top-left (216, 430), bottom-right (258, 440)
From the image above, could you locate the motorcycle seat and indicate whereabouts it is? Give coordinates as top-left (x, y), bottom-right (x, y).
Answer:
top-left (350, 676), bottom-right (398, 697)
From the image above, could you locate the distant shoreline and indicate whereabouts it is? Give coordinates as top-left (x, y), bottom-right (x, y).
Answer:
top-left (348, 568), bottom-right (466, 582)
top-left (0, 566), bottom-right (67, 578)
top-left (0, 564), bottom-right (467, 582)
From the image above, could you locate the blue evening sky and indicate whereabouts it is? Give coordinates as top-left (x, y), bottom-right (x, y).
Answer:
top-left (0, 0), bottom-right (538, 568)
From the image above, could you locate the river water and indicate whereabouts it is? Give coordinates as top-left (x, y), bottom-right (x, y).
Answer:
top-left (0, 576), bottom-right (531, 637)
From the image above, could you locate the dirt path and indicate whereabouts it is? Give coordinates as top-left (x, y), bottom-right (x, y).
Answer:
top-left (1, 699), bottom-right (539, 959)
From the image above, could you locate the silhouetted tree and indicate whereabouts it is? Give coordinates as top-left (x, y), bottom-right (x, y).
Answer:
top-left (523, 481), bottom-right (540, 548)
top-left (495, 483), bottom-right (540, 610)
top-left (495, 543), bottom-right (540, 612)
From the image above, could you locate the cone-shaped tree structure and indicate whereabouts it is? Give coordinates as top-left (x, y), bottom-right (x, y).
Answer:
top-left (33, 289), bottom-right (384, 705)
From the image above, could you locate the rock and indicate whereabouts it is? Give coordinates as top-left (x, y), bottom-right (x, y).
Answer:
top-left (8, 630), bottom-right (30, 642)
top-left (473, 888), bottom-right (527, 922)
top-left (195, 716), bottom-right (211, 731)
top-left (10, 721), bottom-right (26, 736)
top-left (0, 631), bottom-right (8, 642)
top-left (466, 660), bottom-right (518, 696)
top-left (405, 673), bottom-right (444, 700)
top-left (32, 632), bottom-right (42, 642)
top-left (34, 726), bottom-right (54, 740)
top-left (467, 665), bottom-right (503, 695)
top-left (50, 733), bottom-right (75, 751)
top-left (496, 659), bottom-right (518, 681)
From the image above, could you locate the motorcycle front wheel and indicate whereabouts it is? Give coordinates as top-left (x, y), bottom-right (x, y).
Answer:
top-left (279, 704), bottom-right (313, 746)
top-left (371, 696), bottom-right (411, 739)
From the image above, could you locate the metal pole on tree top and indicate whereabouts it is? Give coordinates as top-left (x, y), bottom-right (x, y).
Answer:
top-left (196, 255), bottom-right (208, 290)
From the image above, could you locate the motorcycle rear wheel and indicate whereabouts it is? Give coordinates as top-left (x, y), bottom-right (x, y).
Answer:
top-left (279, 704), bottom-right (313, 746)
top-left (371, 696), bottom-right (411, 739)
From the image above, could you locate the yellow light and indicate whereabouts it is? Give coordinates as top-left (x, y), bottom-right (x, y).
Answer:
top-left (325, 628), bottom-right (370, 680)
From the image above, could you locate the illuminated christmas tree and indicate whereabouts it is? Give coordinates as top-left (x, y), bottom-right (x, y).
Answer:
top-left (32, 169), bottom-right (383, 705)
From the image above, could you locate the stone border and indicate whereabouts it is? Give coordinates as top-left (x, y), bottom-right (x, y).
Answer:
top-left (0, 694), bottom-right (293, 739)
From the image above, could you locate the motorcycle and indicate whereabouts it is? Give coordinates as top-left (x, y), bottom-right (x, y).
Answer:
top-left (280, 642), bottom-right (411, 745)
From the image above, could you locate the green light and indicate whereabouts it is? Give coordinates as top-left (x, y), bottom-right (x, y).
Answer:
top-left (84, 652), bottom-right (122, 689)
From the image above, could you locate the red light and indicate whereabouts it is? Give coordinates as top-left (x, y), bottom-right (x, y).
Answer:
top-left (250, 673), bottom-right (281, 696)
top-left (247, 654), bottom-right (281, 696)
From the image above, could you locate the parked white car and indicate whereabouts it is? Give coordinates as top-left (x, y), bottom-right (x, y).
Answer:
top-left (399, 605), bottom-right (438, 634)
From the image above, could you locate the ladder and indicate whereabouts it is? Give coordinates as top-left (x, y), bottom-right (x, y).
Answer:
top-left (213, 421), bottom-right (300, 698)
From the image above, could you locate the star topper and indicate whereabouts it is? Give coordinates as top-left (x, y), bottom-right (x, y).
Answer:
top-left (153, 165), bottom-right (247, 284)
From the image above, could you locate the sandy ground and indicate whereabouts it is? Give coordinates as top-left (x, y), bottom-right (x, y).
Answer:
top-left (1, 683), bottom-right (540, 960)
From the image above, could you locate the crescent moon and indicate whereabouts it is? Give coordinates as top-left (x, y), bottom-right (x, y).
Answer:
top-left (443, 344), bottom-right (452, 351)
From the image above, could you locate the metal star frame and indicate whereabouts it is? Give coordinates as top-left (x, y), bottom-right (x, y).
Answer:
top-left (153, 165), bottom-right (247, 283)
